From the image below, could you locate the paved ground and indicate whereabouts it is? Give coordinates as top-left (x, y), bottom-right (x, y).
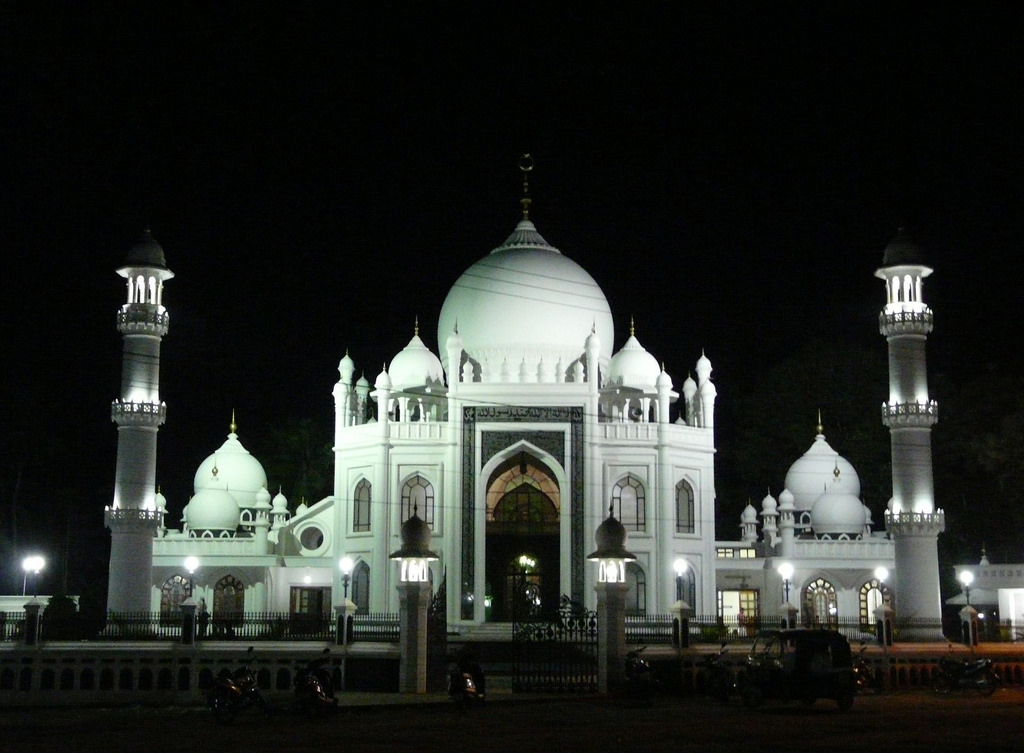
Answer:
top-left (2, 686), bottom-right (1022, 753)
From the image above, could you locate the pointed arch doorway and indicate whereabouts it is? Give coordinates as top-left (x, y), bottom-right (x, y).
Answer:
top-left (484, 452), bottom-right (561, 621)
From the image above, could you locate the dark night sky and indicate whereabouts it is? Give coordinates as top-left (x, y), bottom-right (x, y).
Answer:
top-left (1, 5), bottom-right (1022, 594)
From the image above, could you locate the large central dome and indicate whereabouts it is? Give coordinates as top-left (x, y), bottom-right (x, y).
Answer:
top-left (437, 219), bottom-right (615, 374)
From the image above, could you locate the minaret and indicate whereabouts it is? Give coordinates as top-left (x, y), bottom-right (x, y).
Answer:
top-left (876, 227), bottom-right (944, 640)
top-left (104, 230), bottom-right (173, 614)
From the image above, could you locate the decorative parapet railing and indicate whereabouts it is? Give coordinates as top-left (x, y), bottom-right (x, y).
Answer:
top-left (117, 304), bottom-right (170, 335)
top-left (792, 537), bottom-right (895, 560)
top-left (387, 422), bottom-right (448, 441)
top-left (111, 399), bottom-right (167, 427)
top-left (879, 307), bottom-right (933, 336)
top-left (882, 400), bottom-right (937, 428)
top-left (104, 508), bottom-right (163, 532)
top-left (884, 510), bottom-right (946, 535)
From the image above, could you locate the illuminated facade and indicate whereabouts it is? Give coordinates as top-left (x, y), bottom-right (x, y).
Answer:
top-left (116, 216), bottom-right (936, 639)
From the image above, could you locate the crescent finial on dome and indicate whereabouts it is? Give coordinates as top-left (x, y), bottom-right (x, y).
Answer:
top-left (519, 153), bottom-right (534, 219)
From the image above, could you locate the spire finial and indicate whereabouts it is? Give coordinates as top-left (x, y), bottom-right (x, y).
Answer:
top-left (816, 409), bottom-right (823, 436)
top-left (519, 154), bottom-right (534, 219)
top-left (230, 409), bottom-right (237, 435)
top-left (630, 316), bottom-right (635, 337)
top-left (414, 316), bottom-right (419, 337)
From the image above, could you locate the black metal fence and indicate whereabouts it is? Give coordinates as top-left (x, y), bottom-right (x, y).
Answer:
top-left (0, 610), bottom-right (400, 643)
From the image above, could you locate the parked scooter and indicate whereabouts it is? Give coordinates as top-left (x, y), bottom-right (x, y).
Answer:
top-left (447, 653), bottom-right (486, 706)
top-left (932, 646), bottom-right (999, 696)
top-left (208, 647), bottom-right (265, 724)
top-left (294, 648), bottom-right (338, 716)
top-left (703, 642), bottom-right (733, 702)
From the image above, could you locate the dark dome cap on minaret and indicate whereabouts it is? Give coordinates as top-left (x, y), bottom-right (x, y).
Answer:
top-left (880, 226), bottom-right (927, 267)
top-left (124, 228), bottom-right (169, 269)
top-left (389, 511), bottom-right (439, 560)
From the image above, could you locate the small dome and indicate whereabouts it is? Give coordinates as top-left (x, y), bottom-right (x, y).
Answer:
top-left (389, 511), bottom-right (439, 560)
top-left (682, 375), bottom-right (697, 398)
top-left (656, 367), bottom-right (672, 390)
top-left (255, 485), bottom-right (272, 509)
top-left (375, 367), bottom-right (392, 391)
top-left (272, 489), bottom-right (288, 511)
top-left (587, 513), bottom-right (637, 560)
top-left (389, 332), bottom-right (445, 391)
top-left (185, 488), bottom-right (240, 533)
top-left (761, 492), bottom-right (778, 515)
top-left (193, 429), bottom-right (269, 511)
top-left (880, 227), bottom-right (927, 268)
top-left (356, 374), bottom-right (371, 390)
top-left (338, 352), bottom-right (356, 381)
top-left (810, 474), bottom-right (865, 536)
top-left (778, 488), bottom-right (795, 511)
top-left (784, 432), bottom-right (860, 511)
top-left (124, 228), bottom-right (169, 269)
top-left (741, 503), bottom-right (758, 524)
top-left (695, 351), bottom-right (712, 382)
top-left (607, 335), bottom-right (661, 390)
top-left (154, 489), bottom-right (167, 513)
top-left (445, 327), bottom-right (463, 354)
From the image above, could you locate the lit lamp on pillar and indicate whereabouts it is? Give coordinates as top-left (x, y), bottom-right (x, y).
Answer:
top-left (958, 570), bottom-right (978, 648)
top-left (184, 556), bottom-right (199, 597)
top-left (181, 556), bottom-right (200, 646)
top-left (335, 556), bottom-right (356, 649)
top-left (21, 555), bottom-right (45, 597)
top-left (777, 562), bottom-right (797, 629)
top-left (872, 565), bottom-right (894, 647)
top-left (587, 505), bottom-right (636, 694)
top-left (389, 508), bottom-right (439, 693)
top-left (672, 558), bottom-right (691, 648)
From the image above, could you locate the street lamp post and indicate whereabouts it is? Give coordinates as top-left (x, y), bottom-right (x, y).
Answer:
top-left (777, 562), bottom-right (796, 629)
top-left (184, 556), bottom-right (199, 597)
top-left (673, 558), bottom-right (687, 602)
top-left (959, 570), bottom-right (974, 607)
top-left (21, 556), bottom-right (45, 597)
top-left (339, 556), bottom-right (354, 601)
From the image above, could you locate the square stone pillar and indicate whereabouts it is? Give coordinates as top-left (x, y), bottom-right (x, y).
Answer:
top-left (397, 581), bottom-right (432, 693)
top-left (595, 581), bottom-right (629, 695)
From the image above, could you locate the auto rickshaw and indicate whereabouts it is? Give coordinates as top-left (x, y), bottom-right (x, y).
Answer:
top-left (739, 629), bottom-right (856, 711)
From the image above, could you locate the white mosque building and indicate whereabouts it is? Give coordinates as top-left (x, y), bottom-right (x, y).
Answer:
top-left (105, 190), bottom-right (942, 639)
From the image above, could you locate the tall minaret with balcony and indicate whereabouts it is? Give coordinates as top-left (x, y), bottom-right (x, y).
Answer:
top-left (876, 228), bottom-right (944, 639)
top-left (104, 230), bottom-right (173, 614)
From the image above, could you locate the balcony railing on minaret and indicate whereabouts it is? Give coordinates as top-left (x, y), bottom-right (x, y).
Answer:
top-left (881, 400), bottom-right (938, 428)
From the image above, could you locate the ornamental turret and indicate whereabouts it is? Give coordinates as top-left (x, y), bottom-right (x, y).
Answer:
top-left (876, 227), bottom-right (945, 639)
top-left (105, 229), bottom-right (173, 614)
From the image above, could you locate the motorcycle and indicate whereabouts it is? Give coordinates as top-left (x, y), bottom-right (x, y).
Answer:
top-left (294, 648), bottom-right (338, 716)
top-left (447, 655), bottom-right (486, 706)
top-left (208, 647), bottom-right (265, 724)
top-left (853, 642), bottom-right (883, 694)
top-left (932, 649), bottom-right (999, 696)
top-left (703, 642), bottom-right (733, 702)
top-left (624, 646), bottom-right (655, 702)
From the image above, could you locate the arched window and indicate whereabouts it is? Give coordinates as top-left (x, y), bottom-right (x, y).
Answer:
top-left (625, 562), bottom-right (647, 615)
top-left (859, 578), bottom-right (891, 629)
top-left (353, 479), bottom-right (371, 532)
top-left (802, 578), bottom-right (837, 627)
top-left (352, 561), bottom-right (370, 613)
top-left (214, 574), bottom-right (245, 617)
top-left (675, 480), bottom-right (695, 533)
top-left (903, 275), bottom-right (914, 303)
top-left (160, 574), bottom-right (190, 619)
top-left (612, 476), bottom-right (645, 532)
top-left (401, 475), bottom-right (434, 526)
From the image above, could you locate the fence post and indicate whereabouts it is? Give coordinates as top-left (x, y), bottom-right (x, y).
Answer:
top-left (959, 605), bottom-right (979, 648)
top-left (670, 600), bottom-right (691, 648)
top-left (23, 599), bottom-right (43, 646)
top-left (873, 604), bottom-right (894, 646)
top-left (180, 598), bottom-right (197, 646)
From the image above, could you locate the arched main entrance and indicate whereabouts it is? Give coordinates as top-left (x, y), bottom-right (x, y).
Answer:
top-left (484, 453), bottom-right (561, 621)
